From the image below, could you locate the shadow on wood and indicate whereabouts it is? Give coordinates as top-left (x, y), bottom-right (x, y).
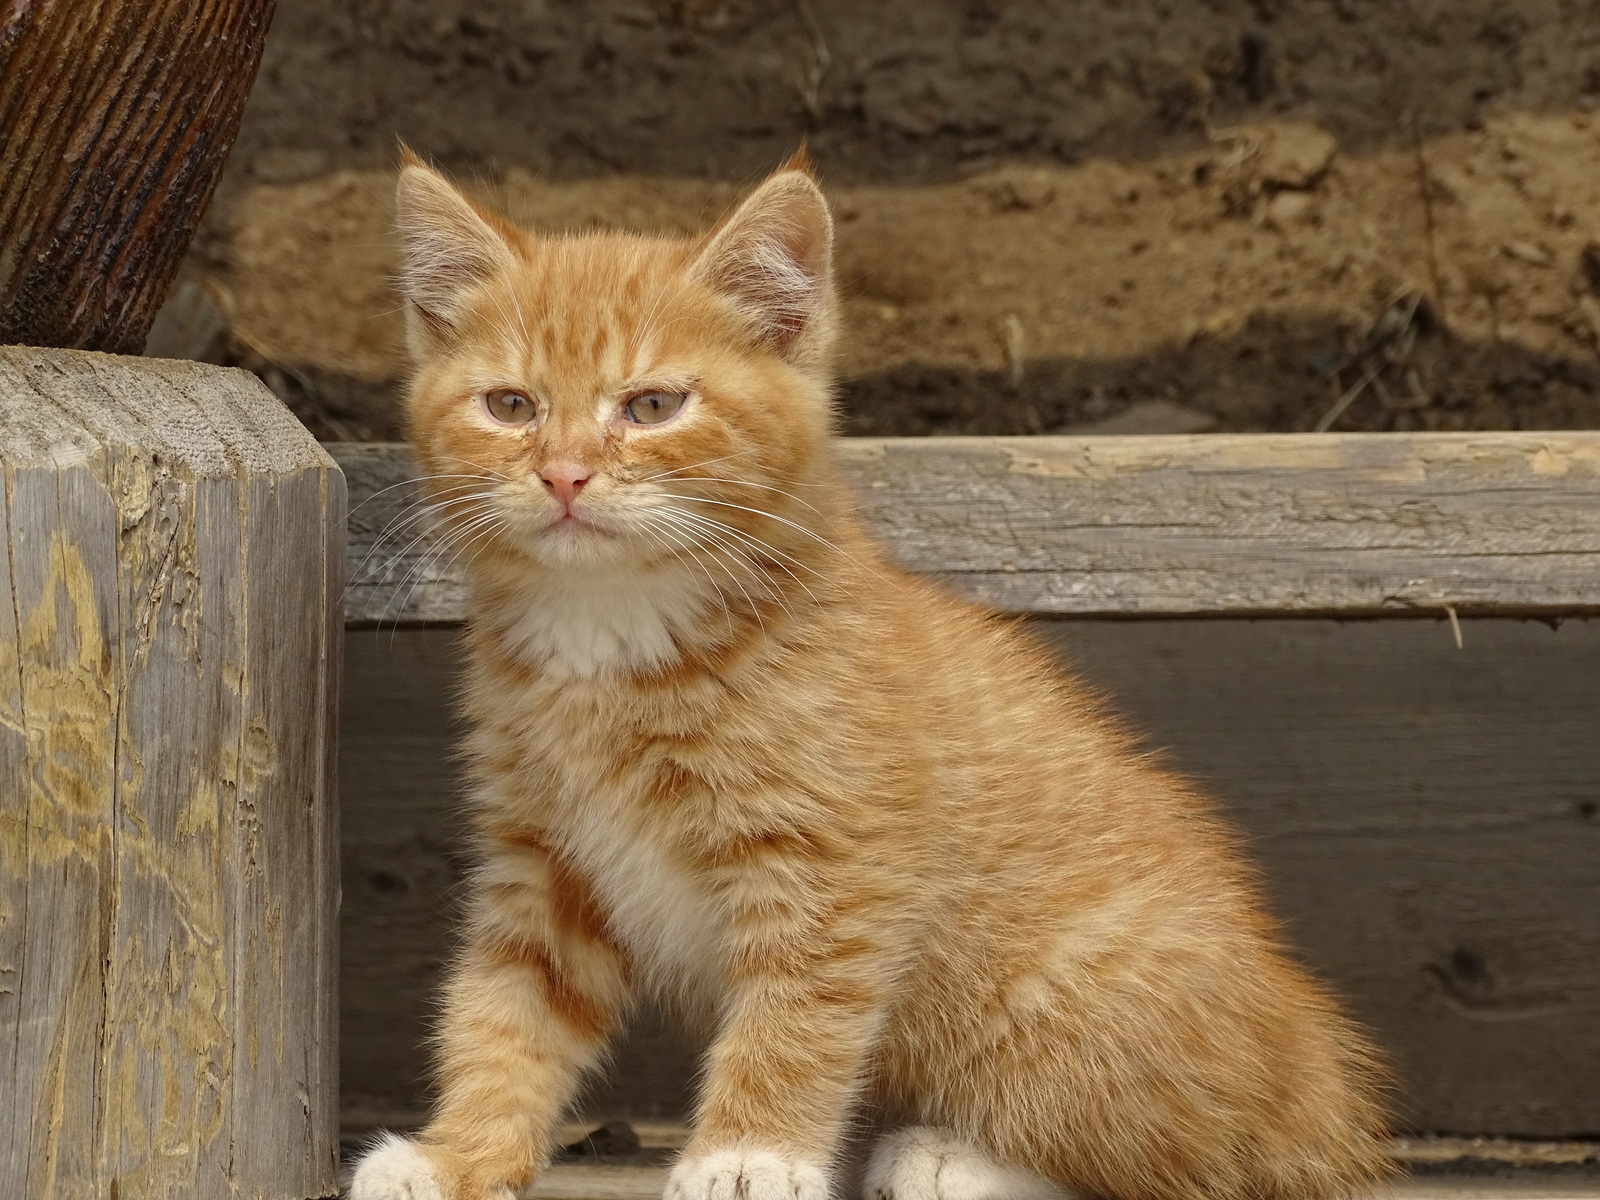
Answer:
top-left (339, 619), bottom-right (1600, 1138)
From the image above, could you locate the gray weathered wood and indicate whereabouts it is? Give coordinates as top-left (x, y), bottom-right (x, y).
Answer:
top-left (0, 348), bottom-right (342, 1199)
top-left (338, 620), bottom-right (1600, 1138)
top-left (333, 434), bottom-right (1600, 625)
top-left (514, 1161), bottom-right (1600, 1200)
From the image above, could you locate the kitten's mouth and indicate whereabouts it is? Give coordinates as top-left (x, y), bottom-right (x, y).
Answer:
top-left (542, 511), bottom-right (614, 536)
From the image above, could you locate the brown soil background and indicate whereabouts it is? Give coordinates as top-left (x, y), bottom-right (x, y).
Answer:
top-left (165, 0), bottom-right (1600, 438)
top-left (199, 2), bottom-right (1600, 1127)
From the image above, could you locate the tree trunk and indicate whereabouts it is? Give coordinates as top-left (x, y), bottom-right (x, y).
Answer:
top-left (0, 0), bottom-right (276, 354)
top-left (0, 347), bottom-right (342, 1199)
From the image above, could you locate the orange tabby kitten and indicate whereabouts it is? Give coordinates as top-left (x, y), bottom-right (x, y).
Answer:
top-left (350, 151), bottom-right (1390, 1200)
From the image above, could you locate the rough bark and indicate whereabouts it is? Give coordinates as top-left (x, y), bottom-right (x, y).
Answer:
top-left (0, 0), bottom-right (276, 353)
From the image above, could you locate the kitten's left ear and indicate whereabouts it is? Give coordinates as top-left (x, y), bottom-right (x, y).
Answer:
top-left (395, 148), bottom-right (516, 357)
top-left (689, 162), bottom-right (835, 365)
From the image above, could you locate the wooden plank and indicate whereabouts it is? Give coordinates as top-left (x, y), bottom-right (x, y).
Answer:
top-left (0, 348), bottom-right (342, 1199)
top-left (96, 440), bottom-right (240, 1194)
top-left (1045, 618), bottom-right (1600, 1137)
top-left (332, 434), bottom-right (1600, 624)
top-left (338, 621), bottom-right (1600, 1137)
top-left (514, 1163), bottom-right (1600, 1200)
top-left (337, 630), bottom-right (468, 1132)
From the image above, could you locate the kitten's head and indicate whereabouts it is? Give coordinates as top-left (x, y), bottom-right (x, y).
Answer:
top-left (395, 150), bottom-right (837, 577)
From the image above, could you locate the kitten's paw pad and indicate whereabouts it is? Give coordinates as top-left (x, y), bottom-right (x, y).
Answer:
top-left (665, 1148), bottom-right (828, 1200)
top-left (863, 1128), bottom-right (1074, 1200)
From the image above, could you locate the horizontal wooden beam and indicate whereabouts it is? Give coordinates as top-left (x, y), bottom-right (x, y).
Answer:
top-left (333, 433), bottom-right (1600, 625)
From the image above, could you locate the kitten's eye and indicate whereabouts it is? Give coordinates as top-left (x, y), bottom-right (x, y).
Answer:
top-left (483, 388), bottom-right (537, 426)
top-left (621, 390), bottom-right (687, 426)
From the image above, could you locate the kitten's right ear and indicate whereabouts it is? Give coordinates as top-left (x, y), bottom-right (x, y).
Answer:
top-left (688, 163), bottom-right (835, 366)
top-left (395, 148), bottom-right (515, 357)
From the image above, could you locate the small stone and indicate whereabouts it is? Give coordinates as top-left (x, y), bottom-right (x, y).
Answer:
top-left (970, 168), bottom-right (1059, 213)
top-left (1257, 123), bottom-right (1337, 190)
top-left (1502, 240), bottom-right (1553, 267)
top-left (1264, 190), bottom-right (1315, 230)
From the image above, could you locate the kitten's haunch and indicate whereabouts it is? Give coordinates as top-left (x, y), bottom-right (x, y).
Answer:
top-left (350, 151), bottom-right (1391, 1200)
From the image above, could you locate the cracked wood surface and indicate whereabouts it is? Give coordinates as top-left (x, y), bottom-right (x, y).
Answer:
top-left (0, 348), bottom-right (341, 1199)
top-left (334, 433), bottom-right (1600, 625)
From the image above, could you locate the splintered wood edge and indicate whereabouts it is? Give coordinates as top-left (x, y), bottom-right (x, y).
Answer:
top-left (332, 434), bottom-right (1600, 625)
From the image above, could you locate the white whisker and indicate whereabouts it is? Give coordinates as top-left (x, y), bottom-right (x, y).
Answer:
top-left (357, 482), bottom-right (502, 554)
top-left (635, 518), bottom-right (736, 637)
top-left (383, 506), bottom-right (505, 630)
top-left (347, 471), bottom-right (505, 519)
top-left (645, 513), bottom-right (769, 632)
top-left (366, 496), bottom-right (498, 595)
top-left (636, 451), bottom-right (753, 483)
top-left (650, 492), bottom-right (854, 561)
top-left (660, 508), bottom-right (825, 608)
top-left (437, 455), bottom-right (511, 481)
top-left (652, 475), bottom-right (823, 513)
top-left (652, 511), bottom-right (795, 624)
top-left (352, 488), bottom-right (503, 589)
top-left (385, 513), bottom-right (508, 643)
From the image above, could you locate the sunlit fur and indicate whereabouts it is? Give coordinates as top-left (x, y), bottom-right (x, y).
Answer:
top-left (349, 154), bottom-right (1392, 1200)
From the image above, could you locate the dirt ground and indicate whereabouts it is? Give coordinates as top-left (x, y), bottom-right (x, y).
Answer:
top-left (164, 0), bottom-right (1600, 439)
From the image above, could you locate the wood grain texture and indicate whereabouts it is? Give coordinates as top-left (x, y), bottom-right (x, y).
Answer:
top-left (338, 621), bottom-right (1600, 1138)
top-left (0, 0), bottom-right (276, 353)
top-left (0, 348), bottom-right (341, 1199)
top-left (333, 433), bottom-right (1600, 624)
top-left (518, 1162), bottom-right (1600, 1200)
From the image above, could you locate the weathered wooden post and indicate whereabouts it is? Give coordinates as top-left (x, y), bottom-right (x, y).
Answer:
top-left (0, 347), bottom-right (341, 1198)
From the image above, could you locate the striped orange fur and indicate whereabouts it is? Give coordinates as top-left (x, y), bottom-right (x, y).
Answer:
top-left (349, 153), bottom-right (1392, 1200)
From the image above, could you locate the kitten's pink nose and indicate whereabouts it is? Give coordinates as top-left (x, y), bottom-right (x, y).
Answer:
top-left (540, 463), bottom-right (592, 511)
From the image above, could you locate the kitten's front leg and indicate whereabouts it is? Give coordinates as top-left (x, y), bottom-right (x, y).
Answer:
top-left (666, 891), bottom-right (893, 1200)
top-left (351, 831), bottom-right (632, 1200)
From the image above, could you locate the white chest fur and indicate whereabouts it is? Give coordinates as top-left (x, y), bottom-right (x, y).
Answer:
top-left (494, 563), bottom-right (714, 677)
top-left (552, 801), bottom-right (725, 1002)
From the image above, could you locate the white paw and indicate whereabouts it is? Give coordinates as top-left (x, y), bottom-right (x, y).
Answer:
top-left (349, 1134), bottom-right (448, 1200)
top-left (665, 1148), bottom-right (829, 1200)
top-left (348, 1134), bottom-right (516, 1200)
top-left (863, 1128), bottom-right (1073, 1200)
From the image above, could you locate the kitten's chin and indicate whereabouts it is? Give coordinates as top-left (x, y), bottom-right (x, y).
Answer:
top-left (515, 520), bottom-right (644, 571)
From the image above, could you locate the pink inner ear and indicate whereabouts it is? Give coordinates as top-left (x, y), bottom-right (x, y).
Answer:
top-left (695, 176), bottom-right (833, 352)
top-left (738, 231), bottom-right (821, 346)
top-left (396, 166), bottom-right (514, 331)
